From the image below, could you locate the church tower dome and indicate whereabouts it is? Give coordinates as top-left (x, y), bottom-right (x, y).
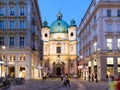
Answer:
top-left (50, 11), bottom-right (68, 34)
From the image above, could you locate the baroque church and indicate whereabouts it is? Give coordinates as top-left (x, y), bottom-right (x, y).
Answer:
top-left (41, 12), bottom-right (78, 76)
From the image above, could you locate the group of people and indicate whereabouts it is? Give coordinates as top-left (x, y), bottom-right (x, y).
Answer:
top-left (88, 73), bottom-right (98, 82)
top-left (108, 75), bottom-right (120, 90)
top-left (61, 74), bottom-right (71, 87)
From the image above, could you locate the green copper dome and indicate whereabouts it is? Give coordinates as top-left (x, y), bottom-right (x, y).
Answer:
top-left (50, 12), bottom-right (68, 34)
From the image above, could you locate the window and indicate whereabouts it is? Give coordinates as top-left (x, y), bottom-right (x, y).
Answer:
top-left (10, 7), bottom-right (14, 16)
top-left (9, 37), bottom-right (14, 46)
top-left (20, 20), bottom-right (25, 29)
top-left (20, 37), bottom-right (24, 47)
top-left (93, 42), bottom-right (97, 52)
top-left (118, 24), bottom-right (120, 32)
top-left (107, 10), bottom-right (111, 17)
top-left (19, 55), bottom-right (26, 61)
top-left (56, 47), bottom-right (61, 53)
top-left (107, 57), bottom-right (113, 65)
top-left (45, 33), bottom-right (48, 37)
top-left (10, 55), bottom-right (15, 61)
top-left (94, 15), bottom-right (96, 23)
top-left (118, 58), bottom-right (120, 65)
top-left (20, 7), bottom-right (25, 16)
top-left (118, 39), bottom-right (120, 50)
top-left (0, 20), bottom-right (4, 29)
top-left (107, 39), bottom-right (112, 50)
top-left (70, 32), bottom-right (73, 36)
top-left (107, 24), bottom-right (112, 32)
top-left (0, 7), bottom-right (4, 16)
top-left (117, 10), bottom-right (120, 17)
top-left (0, 37), bottom-right (4, 46)
top-left (10, 20), bottom-right (15, 29)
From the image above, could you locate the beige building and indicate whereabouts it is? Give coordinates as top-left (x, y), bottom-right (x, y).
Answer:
top-left (0, 0), bottom-right (42, 79)
top-left (77, 0), bottom-right (120, 81)
top-left (42, 12), bottom-right (78, 77)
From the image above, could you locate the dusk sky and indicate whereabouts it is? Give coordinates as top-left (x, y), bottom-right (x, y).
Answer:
top-left (38, 0), bottom-right (92, 26)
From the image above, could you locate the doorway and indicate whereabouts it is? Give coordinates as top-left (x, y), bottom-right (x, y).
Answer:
top-left (9, 67), bottom-right (15, 78)
top-left (56, 67), bottom-right (61, 75)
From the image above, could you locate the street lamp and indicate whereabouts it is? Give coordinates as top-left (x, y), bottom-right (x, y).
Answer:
top-left (0, 59), bottom-right (4, 77)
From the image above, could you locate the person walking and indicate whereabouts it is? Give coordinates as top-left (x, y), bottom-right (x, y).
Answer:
top-left (63, 76), bottom-right (67, 87)
top-left (91, 73), bottom-right (94, 81)
top-left (108, 76), bottom-right (117, 90)
top-left (116, 75), bottom-right (120, 90)
top-left (95, 73), bottom-right (98, 83)
top-left (66, 74), bottom-right (70, 87)
top-left (88, 74), bottom-right (91, 81)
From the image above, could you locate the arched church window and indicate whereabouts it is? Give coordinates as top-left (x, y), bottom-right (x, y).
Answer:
top-left (70, 32), bottom-right (73, 36)
top-left (45, 33), bottom-right (48, 37)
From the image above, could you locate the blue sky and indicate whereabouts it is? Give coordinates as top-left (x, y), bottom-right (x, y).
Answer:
top-left (38, 0), bottom-right (92, 26)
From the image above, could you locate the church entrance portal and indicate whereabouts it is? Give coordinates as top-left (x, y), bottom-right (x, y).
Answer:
top-left (53, 62), bottom-right (65, 76)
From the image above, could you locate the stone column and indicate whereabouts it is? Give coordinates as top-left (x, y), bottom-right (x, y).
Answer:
top-left (100, 56), bottom-right (107, 81)
top-left (114, 57), bottom-right (118, 78)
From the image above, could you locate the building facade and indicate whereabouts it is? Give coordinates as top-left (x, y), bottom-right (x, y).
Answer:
top-left (77, 0), bottom-right (120, 81)
top-left (0, 0), bottom-right (42, 79)
top-left (42, 12), bottom-right (78, 77)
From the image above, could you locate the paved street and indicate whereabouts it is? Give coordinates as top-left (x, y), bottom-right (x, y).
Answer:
top-left (3, 78), bottom-right (109, 90)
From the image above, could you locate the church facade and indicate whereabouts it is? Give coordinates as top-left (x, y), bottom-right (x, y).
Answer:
top-left (42, 12), bottom-right (78, 77)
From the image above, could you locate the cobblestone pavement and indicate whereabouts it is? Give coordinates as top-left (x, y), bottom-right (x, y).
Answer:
top-left (1, 78), bottom-right (109, 90)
